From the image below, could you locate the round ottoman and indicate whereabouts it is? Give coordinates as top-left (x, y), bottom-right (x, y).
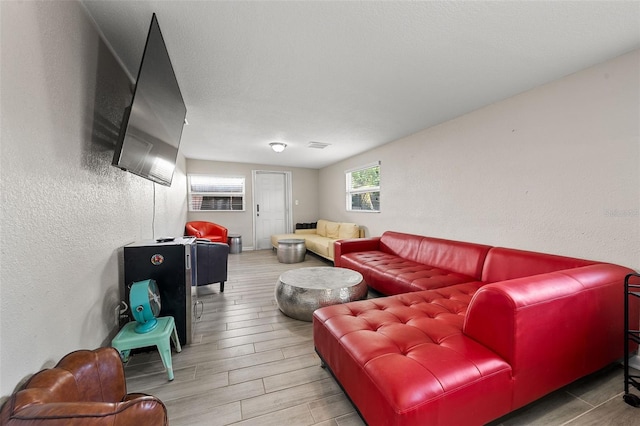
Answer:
top-left (277, 238), bottom-right (306, 263)
top-left (275, 267), bottom-right (367, 321)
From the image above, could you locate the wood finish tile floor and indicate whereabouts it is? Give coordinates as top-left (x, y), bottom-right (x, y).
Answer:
top-left (124, 250), bottom-right (640, 425)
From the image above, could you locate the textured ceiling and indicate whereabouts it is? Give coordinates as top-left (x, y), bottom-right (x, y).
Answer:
top-left (81, 1), bottom-right (640, 169)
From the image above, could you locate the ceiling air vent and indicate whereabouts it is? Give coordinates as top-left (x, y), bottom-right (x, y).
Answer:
top-left (308, 141), bottom-right (331, 149)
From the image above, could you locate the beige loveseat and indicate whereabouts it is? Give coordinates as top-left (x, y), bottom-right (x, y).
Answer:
top-left (271, 219), bottom-right (363, 261)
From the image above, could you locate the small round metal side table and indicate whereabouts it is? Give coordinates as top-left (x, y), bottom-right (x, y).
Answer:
top-left (228, 234), bottom-right (242, 254)
top-left (277, 238), bottom-right (306, 263)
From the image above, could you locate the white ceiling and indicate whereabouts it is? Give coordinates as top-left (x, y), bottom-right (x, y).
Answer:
top-left (81, 1), bottom-right (640, 169)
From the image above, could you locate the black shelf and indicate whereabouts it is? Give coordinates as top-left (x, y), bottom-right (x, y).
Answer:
top-left (624, 273), bottom-right (640, 407)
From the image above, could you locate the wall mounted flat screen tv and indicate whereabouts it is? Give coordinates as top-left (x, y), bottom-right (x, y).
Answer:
top-left (112, 13), bottom-right (186, 187)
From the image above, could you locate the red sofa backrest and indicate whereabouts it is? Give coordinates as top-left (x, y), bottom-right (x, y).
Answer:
top-left (481, 247), bottom-right (595, 283)
top-left (379, 231), bottom-right (492, 280)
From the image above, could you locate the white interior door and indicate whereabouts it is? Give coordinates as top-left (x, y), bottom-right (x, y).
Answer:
top-left (253, 171), bottom-right (292, 250)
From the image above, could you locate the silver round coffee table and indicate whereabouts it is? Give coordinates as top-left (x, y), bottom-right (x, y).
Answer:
top-left (277, 238), bottom-right (306, 263)
top-left (275, 267), bottom-right (367, 321)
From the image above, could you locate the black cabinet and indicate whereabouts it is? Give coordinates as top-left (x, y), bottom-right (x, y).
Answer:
top-left (123, 237), bottom-right (196, 345)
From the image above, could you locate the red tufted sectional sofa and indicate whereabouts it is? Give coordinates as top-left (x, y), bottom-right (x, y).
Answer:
top-left (313, 231), bottom-right (639, 425)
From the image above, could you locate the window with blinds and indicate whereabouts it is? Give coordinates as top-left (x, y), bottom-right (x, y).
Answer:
top-left (188, 175), bottom-right (245, 211)
top-left (346, 162), bottom-right (380, 212)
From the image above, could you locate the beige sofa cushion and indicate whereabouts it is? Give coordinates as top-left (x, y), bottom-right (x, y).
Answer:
top-left (270, 233), bottom-right (297, 247)
top-left (316, 219), bottom-right (328, 237)
top-left (338, 223), bottom-right (360, 239)
top-left (271, 229), bottom-right (318, 248)
top-left (325, 221), bottom-right (340, 239)
top-left (304, 234), bottom-right (331, 258)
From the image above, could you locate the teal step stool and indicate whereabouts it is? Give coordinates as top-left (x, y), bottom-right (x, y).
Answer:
top-left (111, 316), bottom-right (182, 381)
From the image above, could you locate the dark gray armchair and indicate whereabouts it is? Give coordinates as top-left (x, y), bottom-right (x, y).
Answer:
top-left (195, 241), bottom-right (229, 292)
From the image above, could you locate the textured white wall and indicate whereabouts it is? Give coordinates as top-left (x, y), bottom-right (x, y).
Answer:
top-left (0, 1), bottom-right (187, 396)
top-left (186, 159), bottom-right (319, 248)
top-left (320, 50), bottom-right (640, 269)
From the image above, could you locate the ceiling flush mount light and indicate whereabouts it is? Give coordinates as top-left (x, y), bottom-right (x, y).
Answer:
top-left (270, 142), bottom-right (287, 153)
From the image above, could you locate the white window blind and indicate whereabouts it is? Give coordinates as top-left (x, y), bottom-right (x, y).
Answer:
top-left (346, 162), bottom-right (380, 212)
top-left (188, 175), bottom-right (245, 211)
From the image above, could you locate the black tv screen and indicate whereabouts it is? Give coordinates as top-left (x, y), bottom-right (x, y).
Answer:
top-left (112, 14), bottom-right (186, 187)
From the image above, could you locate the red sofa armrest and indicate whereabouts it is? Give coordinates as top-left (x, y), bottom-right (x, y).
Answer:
top-left (464, 263), bottom-right (638, 409)
top-left (334, 237), bottom-right (381, 267)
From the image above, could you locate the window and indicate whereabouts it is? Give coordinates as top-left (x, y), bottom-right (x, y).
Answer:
top-left (346, 162), bottom-right (380, 212)
top-left (188, 175), bottom-right (245, 211)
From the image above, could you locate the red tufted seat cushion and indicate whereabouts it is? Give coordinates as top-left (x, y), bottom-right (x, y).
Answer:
top-left (340, 251), bottom-right (477, 295)
top-left (313, 284), bottom-right (513, 426)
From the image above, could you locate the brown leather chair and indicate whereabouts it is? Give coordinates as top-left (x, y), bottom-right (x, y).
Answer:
top-left (185, 221), bottom-right (228, 243)
top-left (0, 347), bottom-right (167, 425)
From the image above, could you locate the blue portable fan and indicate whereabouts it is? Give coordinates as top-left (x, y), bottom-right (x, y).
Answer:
top-left (129, 279), bottom-right (161, 333)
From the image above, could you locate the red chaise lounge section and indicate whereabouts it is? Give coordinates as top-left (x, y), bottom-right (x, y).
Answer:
top-left (314, 231), bottom-right (638, 425)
